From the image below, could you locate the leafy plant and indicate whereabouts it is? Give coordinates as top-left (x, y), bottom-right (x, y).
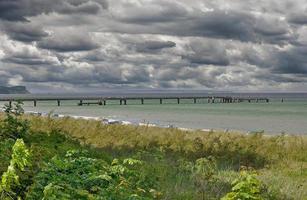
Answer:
top-left (26, 150), bottom-right (161, 200)
top-left (221, 171), bottom-right (265, 200)
top-left (0, 101), bottom-right (29, 140)
top-left (0, 139), bottom-right (31, 200)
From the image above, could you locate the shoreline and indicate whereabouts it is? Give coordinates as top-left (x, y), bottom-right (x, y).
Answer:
top-left (23, 110), bottom-right (283, 136)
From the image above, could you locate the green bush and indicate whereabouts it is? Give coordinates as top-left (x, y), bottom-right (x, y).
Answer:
top-left (0, 101), bottom-right (29, 140)
top-left (0, 139), bottom-right (31, 200)
top-left (221, 171), bottom-right (265, 200)
top-left (26, 150), bottom-right (161, 200)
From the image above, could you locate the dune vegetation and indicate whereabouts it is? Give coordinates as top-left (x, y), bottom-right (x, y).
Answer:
top-left (0, 102), bottom-right (306, 199)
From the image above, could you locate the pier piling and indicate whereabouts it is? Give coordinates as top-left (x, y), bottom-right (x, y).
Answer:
top-left (1, 95), bottom-right (271, 107)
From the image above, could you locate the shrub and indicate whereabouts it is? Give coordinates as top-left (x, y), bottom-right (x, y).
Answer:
top-left (221, 171), bottom-right (265, 200)
top-left (0, 101), bottom-right (29, 140)
top-left (26, 150), bottom-right (161, 200)
top-left (0, 139), bottom-right (31, 199)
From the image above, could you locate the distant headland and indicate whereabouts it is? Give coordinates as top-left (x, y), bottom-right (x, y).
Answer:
top-left (0, 86), bottom-right (30, 94)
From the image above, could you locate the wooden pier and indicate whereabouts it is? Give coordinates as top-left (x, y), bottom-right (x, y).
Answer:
top-left (0, 95), bottom-right (270, 107)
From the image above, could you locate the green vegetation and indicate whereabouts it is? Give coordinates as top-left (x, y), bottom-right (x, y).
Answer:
top-left (0, 139), bottom-right (31, 200)
top-left (0, 102), bottom-right (306, 199)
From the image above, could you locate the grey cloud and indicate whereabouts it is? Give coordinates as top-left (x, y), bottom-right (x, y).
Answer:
top-left (288, 12), bottom-right (307, 24)
top-left (254, 72), bottom-right (307, 83)
top-left (0, 70), bottom-right (11, 85)
top-left (57, 1), bottom-right (104, 15)
top-left (1, 45), bottom-right (60, 66)
top-left (134, 41), bottom-right (176, 53)
top-left (116, 1), bottom-right (188, 24)
top-left (107, 4), bottom-right (294, 45)
top-left (182, 39), bottom-right (230, 66)
top-left (37, 33), bottom-right (99, 52)
top-left (153, 65), bottom-right (228, 88)
top-left (272, 46), bottom-right (307, 74)
top-left (0, 0), bottom-right (107, 21)
top-left (2, 22), bottom-right (48, 42)
top-left (243, 44), bottom-right (307, 75)
top-left (1, 0), bottom-right (307, 92)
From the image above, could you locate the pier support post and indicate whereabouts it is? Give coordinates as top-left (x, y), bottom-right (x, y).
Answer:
top-left (98, 100), bottom-right (102, 106)
top-left (160, 98), bottom-right (163, 104)
top-left (34, 100), bottom-right (37, 107)
top-left (103, 100), bottom-right (106, 105)
top-left (9, 101), bottom-right (12, 108)
top-left (177, 98), bottom-right (180, 104)
top-left (141, 98), bottom-right (144, 105)
top-left (57, 100), bottom-right (60, 106)
top-left (120, 99), bottom-right (122, 105)
top-left (78, 100), bottom-right (83, 106)
top-left (124, 99), bottom-right (127, 105)
top-left (193, 98), bottom-right (197, 104)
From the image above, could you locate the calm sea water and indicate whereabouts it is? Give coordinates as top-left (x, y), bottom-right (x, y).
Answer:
top-left (1, 92), bottom-right (307, 135)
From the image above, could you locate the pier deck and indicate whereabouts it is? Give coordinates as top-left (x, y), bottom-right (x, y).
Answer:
top-left (0, 95), bottom-right (270, 107)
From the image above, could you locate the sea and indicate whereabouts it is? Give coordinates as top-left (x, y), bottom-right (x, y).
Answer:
top-left (1, 91), bottom-right (307, 135)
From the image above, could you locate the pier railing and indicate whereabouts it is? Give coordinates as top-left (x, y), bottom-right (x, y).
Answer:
top-left (0, 96), bottom-right (270, 107)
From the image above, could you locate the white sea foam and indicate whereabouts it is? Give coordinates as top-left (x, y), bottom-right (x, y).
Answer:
top-left (138, 122), bottom-right (157, 127)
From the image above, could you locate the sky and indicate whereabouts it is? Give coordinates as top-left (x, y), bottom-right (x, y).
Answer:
top-left (0, 0), bottom-right (307, 93)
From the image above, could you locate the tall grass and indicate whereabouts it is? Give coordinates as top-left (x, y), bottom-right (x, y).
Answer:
top-left (28, 116), bottom-right (307, 168)
top-left (1, 113), bottom-right (306, 199)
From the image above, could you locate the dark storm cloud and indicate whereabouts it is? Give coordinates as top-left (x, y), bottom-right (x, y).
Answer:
top-left (37, 33), bottom-right (100, 52)
top-left (272, 46), bottom-right (307, 74)
top-left (288, 12), bottom-right (307, 24)
top-left (117, 1), bottom-right (188, 24)
top-left (108, 6), bottom-right (294, 45)
top-left (134, 41), bottom-right (176, 53)
top-left (56, 1), bottom-right (103, 15)
top-left (2, 22), bottom-right (48, 42)
top-left (1, 46), bottom-right (60, 66)
top-left (182, 39), bottom-right (229, 66)
top-left (1, 0), bottom-right (307, 91)
top-left (184, 54), bottom-right (228, 65)
top-left (0, 0), bottom-right (107, 21)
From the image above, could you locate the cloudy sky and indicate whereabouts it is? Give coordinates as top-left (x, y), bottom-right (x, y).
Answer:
top-left (0, 0), bottom-right (307, 93)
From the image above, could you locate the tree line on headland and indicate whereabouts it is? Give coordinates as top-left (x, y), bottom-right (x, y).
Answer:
top-left (0, 86), bottom-right (29, 94)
